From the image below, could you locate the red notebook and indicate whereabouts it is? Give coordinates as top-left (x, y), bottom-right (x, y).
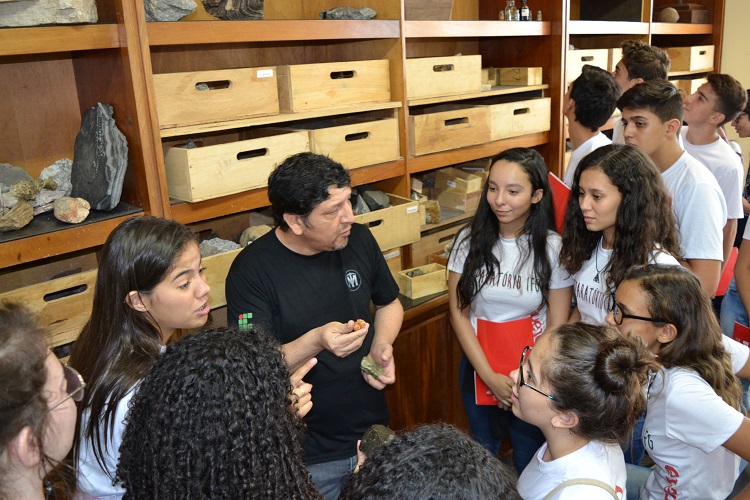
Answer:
top-left (548, 172), bottom-right (570, 235)
top-left (716, 246), bottom-right (738, 297)
top-left (474, 316), bottom-right (534, 406)
top-left (733, 322), bottom-right (750, 347)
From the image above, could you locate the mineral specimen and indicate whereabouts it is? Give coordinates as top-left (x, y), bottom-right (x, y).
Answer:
top-left (361, 356), bottom-right (385, 380)
top-left (239, 225), bottom-right (272, 247)
top-left (319, 7), bottom-right (376, 20)
top-left (0, 164), bottom-right (32, 187)
top-left (199, 237), bottom-right (241, 257)
top-left (10, 178), bottom-right (57, 201)
top-left (40, 159), bottom-right (73, 196)
top-left (359, 424), bottom-right (395, 457)
top-left (201, 0), bottom-right (262, 20)
top-left (0, 201), bottom-right (33, 232)
top-left (0, 0), bottom-right (97, 27)
top-left (143, 0), bottom-right (196, 22)
top-left (53, 197), bottom-right (91, 224)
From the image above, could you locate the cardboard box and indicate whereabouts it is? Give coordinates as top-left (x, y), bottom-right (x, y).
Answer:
top-left (277, 59), bottom-right (391, 112)
top-left (665, 45), bottom-right (714, 72)
top-left (488, 97), bottom-right (551, 141)
top-left (153, 67), bottom-right (279, 130)
top-left (406, 55), bottom-right (483, 100)
top-left (409, 104), bottom-right (491, 156)
top-left (354, 194), bottom-right (421, 251)
top-left (164, 128), bottom-right (310, 202)
top-left (398, 263), bottom-right (448, 299)
top-left (435, 167), bottom-right (483, 193)
top-left (497, 67), bottom-right (543, 86)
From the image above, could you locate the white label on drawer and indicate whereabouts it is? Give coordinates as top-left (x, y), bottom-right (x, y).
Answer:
top-left (447, 180), bottom-right (457, 188)
top-left (257, 69), bottom-right (274, 78)
top-left (383, 250), bottom-right (401, 259)
top-left (406, 206), bottom-right (419, 214)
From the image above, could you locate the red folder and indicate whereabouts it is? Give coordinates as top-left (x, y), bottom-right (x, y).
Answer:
top-left (474, 316), bottom-right (534, 406)
top-left (716, 247), bottom-right (739, 297)
top-left (734, 322), bottom-right (750, 347)
top-left (548, 172), bottom-right (570, 235)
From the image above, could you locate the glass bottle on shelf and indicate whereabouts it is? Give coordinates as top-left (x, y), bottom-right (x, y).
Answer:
top-left (519, 0), bottom-right (531, 21)
top-left (505, 0), bottom-right (519, 21)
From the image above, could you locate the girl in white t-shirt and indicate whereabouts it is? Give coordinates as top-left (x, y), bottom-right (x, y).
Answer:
top-left (448, 148), bottom-right (573, 472)
top-left (509, 322), bottom-right (658, 500)
top-left (560, 144), bottom-right (681, 325)
top-left (607, 264), bottom-right (750, 500)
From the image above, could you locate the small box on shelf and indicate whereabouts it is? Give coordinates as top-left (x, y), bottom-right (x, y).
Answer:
top-left (665, 45), bottom-right (714, 72)
top-left (409, 104), bottom-right (490, 156)
top-left (497, 67), bottom-right (543, 86)
top-left (203, 248), bottom-right (243, 308)
top-left (567, 49), bottom-right (609, 82)
top-left (437, 188), bottom-right (481, 213)
top-left (277, 60), bottom-right (391, 112)
top-left (488, 97), bottom-right (551, 141)
top-left (435, 167), bottom-right (483, 193)
top-left (398, 263), bottom-right (448, 299)
top-left (406, 55), bottom-right (482, 100)
top-left (354, 194), bottom-right (421, 252)
top-left (412, 221), bottom-right (465, 266)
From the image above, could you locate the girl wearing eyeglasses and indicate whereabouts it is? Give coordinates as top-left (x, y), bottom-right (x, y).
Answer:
top-left (560, 144), bottom-right (681, 325)
top-left (509, 323), bottom-right (657, 499)
top-left (68, 216), bottom-right (211, 499)
top-left (0, 302), bottom-right (85, 499)
top-left (448, 148), bottom-right (573, 472)
top-left (608, 264), bottom-right (750, 500)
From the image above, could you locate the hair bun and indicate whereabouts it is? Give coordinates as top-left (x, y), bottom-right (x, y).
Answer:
top-left (594, 337), bottom-right (647, 396)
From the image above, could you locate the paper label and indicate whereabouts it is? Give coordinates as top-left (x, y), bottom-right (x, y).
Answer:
top-left (257, 69), bottom-right (274, 78)
top-left (406, 206), bottom-right (418, 214)
top-left (447, 180), bottom-right (457, 188)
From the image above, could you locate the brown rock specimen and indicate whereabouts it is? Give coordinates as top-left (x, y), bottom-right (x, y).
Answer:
top-left (201, 0), bottom-right (262, 20)
top-left (53, 197), bottom-right (91, 224)
top-left (10, 178), bottom-right (58, 201)
top-left (0, 201), bottom-right (33, 232)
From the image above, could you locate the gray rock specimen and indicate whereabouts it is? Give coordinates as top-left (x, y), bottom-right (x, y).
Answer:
top-left (71, 103), bottom-right (128, 211)
top-left (201, 0), bottom-right (262, 20)
top-left (239, 224), bottom-right (272, 246)
top-left (144, 0), bottom-right (195, 22)
top-left (0, 164), bottom-right (32, 188)
top-left (0, 188), bottom-right (18, 210)
top-left (41, 158), bottom-right (73, 196)
top-left (0, 0), bottom-right (97, 27)
top-left (10, 178), bottom-right (57, 201)
top-left (319, 7), bottom-right (376, 19)
top-left (0, 201), bottom-right (33, 232)
top-left (359, 424), bottom-right (395, 457)
top-left (33, 189), bottom-right (67, 215)
top-left (199, 237), bottom-right (240, 257)
top-left (53, 197), bottom-right (91, 224)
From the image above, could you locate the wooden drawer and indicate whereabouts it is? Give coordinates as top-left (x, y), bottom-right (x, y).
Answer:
top-left (409, 104), bottom-right (490, 156)
top-left (0, 270), bottom-right (97, 348)
top-left (406, 55), bottom-right (482, 100)
top-left (153, 67), bottom-right (279, 130)
top-left (608, 47), bottom-right (623, 72)
top-left (355, 194), bottom-right (421, 252)
top-left (666, 45), bottom-right (714, 72)
top-left (398, 263), bottom-right (448, 299)
top-left (674, 77), bottom-right (707, 96)
top-left (497, 67), bottom-right (543, 86)
top-left (291, 117), bottom-right (399, 169)
top-left (435, 167), bottom-right (483, 193)
top-left (277, 59), bottom-right (391, 112)
top-left (202, 248), bottom-right (242, 309)
top-left (411, 221), bottom-right (466, 267)
top-left (489, 97), bottom-right (551, 141)
top-left (164, 129), bottom-right (310, 202)
top-left (567, 49), bottom-right (609, 82)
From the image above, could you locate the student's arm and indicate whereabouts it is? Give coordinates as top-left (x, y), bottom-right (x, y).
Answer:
top-left (448, 271), bottom-right (514, 409)
top-left (546, 286), bottom-right (573, 332)
top-left (363, 298), bottom-right (404, 390)
top-left (679, 259), bottom-right (722, 297)
top-left (723, 418), bottom-right (750, 462)
top-left (567, 305), bottom-right (581, 323)
top-left (722, 219), bottom-right (739, 273)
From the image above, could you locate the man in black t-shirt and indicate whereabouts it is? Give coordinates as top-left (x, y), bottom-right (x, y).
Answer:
top-left (226, 152), bottom-right (403, 500)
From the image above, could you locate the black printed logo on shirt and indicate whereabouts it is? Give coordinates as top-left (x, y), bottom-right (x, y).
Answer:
top-left (345, 270), bottom-right (362, 292)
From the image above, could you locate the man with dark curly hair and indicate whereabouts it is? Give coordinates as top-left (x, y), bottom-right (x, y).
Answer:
top-left (226, 152), bottom-right (404, 499)
top-left (115, 327), bottom-right (322, 499)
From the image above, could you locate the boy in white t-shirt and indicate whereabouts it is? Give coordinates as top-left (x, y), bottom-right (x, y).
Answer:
top-left (617, 79), bottom-right (727, 296)
top-left (682, 73), bottom-right (747, 272)
top-left (562, 65), bottom-right (620, 187)
top-left (610, 40), bottom-right (671, 145)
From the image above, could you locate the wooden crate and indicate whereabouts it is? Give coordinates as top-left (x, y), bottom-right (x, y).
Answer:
top-left (435, 167), bottom-right (483, 193)
top-left (488, 97), bottom-right (551, 141)
top-left (411, 221), bottom-right (466, 266)
top-left (567, 49), bottom-right (609, 82)
top-left (355, 194), bottom-right (421, 252)
top-left (164, 129), bottom-right (310, 202)
top-left (404, 0), bottom-right (453, 20)
top-left (428, 250), bottom-right (448, 267)
top-left (290, 117), bottom-right (399, 169)
top-left (383, 248), bottom-right (403, 281)
top-left (608, 48), bottom-right (623, 72)
top-left (153, 67), bottom-right (279, 130)
top-left (276, 59), bottom-right (391, 112)
top-left (409, 104), bottom-right (490, 156)
top-left (497, 67), bottom-right (543, 86)
top-left (674, 77), bottom-right (708, 96)
top-left (0, 270), bottom-right (97, 348)
top-left (437, 189), bottom-right (482, 213)
top-left (398, 263), bottom-right (448, 299)
top-left (666, 45), bottom-right (715, 72)
top-left (202, 248), bottom-right (242, 309)
top-left (406, 55), bottom-right (482, 100)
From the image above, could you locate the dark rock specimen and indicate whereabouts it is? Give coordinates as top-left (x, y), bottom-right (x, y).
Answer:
top-left (71, 103), bottom-right (128, 211)
top-left (359, 424), bottom-right (395, 457)
top-left (201, 0), bottom-right (262, 20)
top-left (319, 7), bottom-right (376, 19)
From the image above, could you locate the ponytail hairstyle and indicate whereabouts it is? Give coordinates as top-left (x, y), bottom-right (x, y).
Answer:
top-left (623, 264), bottom-right (742, 409)
top-left (541, 323), bottom-right (659, 442)
top-left (452, 148), bottom-right (555, 310)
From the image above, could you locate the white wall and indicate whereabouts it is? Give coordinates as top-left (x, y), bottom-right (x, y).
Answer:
top-left (721, 0), bottom-right (750, 164)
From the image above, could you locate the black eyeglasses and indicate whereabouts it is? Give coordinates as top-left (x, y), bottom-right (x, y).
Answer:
top-left (50, 364), bottom-right (86, 411)
top-left (609, 301), bottom-right (668, 326)
top-left (518, 346), bottom-right (558, 402)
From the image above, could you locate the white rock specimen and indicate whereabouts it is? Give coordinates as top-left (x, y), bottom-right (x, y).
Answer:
top-left (0, 0), bottom-right (97, 27)
top-left (144, 0), bottom-right (195, 21)
top-left (41, 158), bottom-right (73, 196)
top-left (53, 196), bottom-right (90, 224)
top-left (199, 237), bottom-right (240, 257)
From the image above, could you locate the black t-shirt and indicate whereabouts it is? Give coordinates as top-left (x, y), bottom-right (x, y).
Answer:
top-left (225, 223), bottom-right (398, 464)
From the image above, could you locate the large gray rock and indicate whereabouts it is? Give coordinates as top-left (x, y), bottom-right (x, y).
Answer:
top-left (319, 7), bottom-right (376, 19)
top-left (199, 237), bottom-right (240, 257)
top-left (0, 0), bottom-right (97, 27)
top-left (41, 158), bottom-right (73, 196)
top-left (144, 0), bottom-right (195, 22)
top-left (71, 103), bottom-right (128, 211)
top-left (0, 164), bottom-right (32, 189)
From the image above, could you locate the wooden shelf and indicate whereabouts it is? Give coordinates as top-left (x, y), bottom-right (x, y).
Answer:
top-left (169, 159), bottom-right (406, 224)
top-left (0, 24), bottom-right (120, 56)
top-left (146, 20), bottom-right (400, 46)
top-left (408, 132), bottom-right (549, 174)
top-left (160, 101), bottom-right (402, 138)
top-left (568, 20), bottom-right (649, 35)
top-left (650, 23), bottom-right (714, 36)
top-left (668, 68), bottom-right (714, 77)
top-left (403, 20), bottom-right (550, 38)
top-left (408, 84), bottom-right (548, 107)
